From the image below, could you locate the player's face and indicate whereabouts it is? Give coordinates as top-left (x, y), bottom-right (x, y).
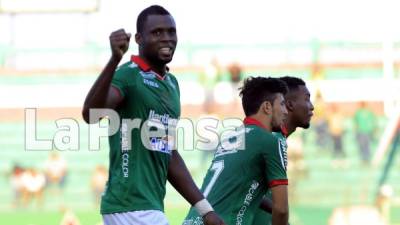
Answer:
top-left (271, 94), bottom-right (288, 131)
top-left (290, 85), bottom-right (314, 129)
top-left (139, 14), bottom-right (177, 66)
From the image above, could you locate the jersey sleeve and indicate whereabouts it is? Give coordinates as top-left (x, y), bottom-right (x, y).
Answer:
top-left (262, 136), bottom-right (288, 188)
top-left (170, 74), bottom-right (180, 98)
top-left (111, 66), bottom-right (132, 98)
top-left (176, 80), bottom-right (180, 99)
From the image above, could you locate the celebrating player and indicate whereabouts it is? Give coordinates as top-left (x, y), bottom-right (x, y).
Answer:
top-left (82, 5), bottom-right (224, 225)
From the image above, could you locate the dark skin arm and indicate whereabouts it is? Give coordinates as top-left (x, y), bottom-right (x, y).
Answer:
top-left (270, 185), bottom-right (289, 225)
top-left (82, 29), bottom-right (130, 124)
top-left (167, 151), bottom-right (225, 225)
top-left (259, 196), bottom-right (290, 225)
top-left (259, 196), bottom-right (273, 213)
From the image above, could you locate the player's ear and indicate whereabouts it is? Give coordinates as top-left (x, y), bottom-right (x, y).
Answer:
top-left (135, 33), bottom-right (142, 45)
top-left (262, 101), bottom-right (273, 115)
top-left (285, 99), bottom-right (295, 112)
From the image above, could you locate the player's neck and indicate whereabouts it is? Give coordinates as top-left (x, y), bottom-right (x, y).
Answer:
top-left (150, 65), bottom-right (167, 77)
top-left (248, 115), bottom-right (272, 132)
top-left (285, 117), bottom-right (297, 137)
top-left (139, 54), bottom-right (167, 76)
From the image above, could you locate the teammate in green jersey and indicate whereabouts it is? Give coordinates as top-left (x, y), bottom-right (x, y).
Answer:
top-left (252, 76), bottom-right (314, 225)
top-left (183, 77), bottom-right (290, 225)
top-left (82, 5), bottom-right (224, 225)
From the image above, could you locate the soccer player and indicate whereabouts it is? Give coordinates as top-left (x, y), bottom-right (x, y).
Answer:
top-left (183, 77), bottom-right (290, 225)
top-left (82, 5), bottom-right (224, 225)
top-left (251, 76), bottom-right (314, 225)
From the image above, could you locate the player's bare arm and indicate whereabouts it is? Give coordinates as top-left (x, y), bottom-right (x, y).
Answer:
top-left (271, 185), bottom-right (289, 225)
top-left (167, 151), bottom-right (225, 225)
top-left (259, 196), bottom-right (273, 214)
top-left (82, 29), bottom-right (131, 124)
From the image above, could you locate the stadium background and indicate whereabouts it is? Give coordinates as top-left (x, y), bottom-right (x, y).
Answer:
top-left (0, 0), bottom-right (399, 224)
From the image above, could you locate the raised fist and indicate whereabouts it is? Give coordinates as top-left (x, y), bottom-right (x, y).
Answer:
top-left (109, 29), bottom-right (131, 60)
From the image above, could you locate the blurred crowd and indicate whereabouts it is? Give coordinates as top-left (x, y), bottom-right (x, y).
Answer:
top-left (9, 152), bottom-right (108, 209)
top-left (5, 61), bottom-right (396, 225)
top-left (196, 59), bottom-right (382, 169)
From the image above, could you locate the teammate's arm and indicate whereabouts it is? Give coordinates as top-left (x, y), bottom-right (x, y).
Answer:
top-left (270, 185), bottom-right (289, 225)
top-left (167, 151), bottom-right (225, 225)
top-left (259, 197), bottom-right (273, 213)
top-left (82, 29), bottom-right (130, 124)
top-left (263, 136), bottom-right (289, 225)
top-left (259, 197), bottom-right (290, 225)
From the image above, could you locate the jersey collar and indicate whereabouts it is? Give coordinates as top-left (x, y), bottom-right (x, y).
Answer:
top-left (131, 55), bottom-right (169, 80)
top-left (280, 124), bottom-right (289, 137)
top-left (243, 117), bottom-right (268, 130)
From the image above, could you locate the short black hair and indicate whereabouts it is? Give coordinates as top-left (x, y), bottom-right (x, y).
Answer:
top-left (239, 77), bottom-right (288, 116)
top-left (279, 76), bottom-right (306, 92)
top-left (136, 5), bottom-right (171, 33)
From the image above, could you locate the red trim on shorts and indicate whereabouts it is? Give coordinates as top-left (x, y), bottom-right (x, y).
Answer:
top-left (269, 179), bottom-right (288, 187)
top-left (243, 117), bottom-right (268, 130)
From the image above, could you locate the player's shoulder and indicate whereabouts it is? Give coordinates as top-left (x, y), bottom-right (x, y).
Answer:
top-left (167, 72), bottom-right (179, 84)
top-left (115, 61), bottom-right (154, 85)
top-left (272, 131), bottom-right (286, 140)
top-left (246, 125), bottom-right (278, 147)
top-left (167, 71), bottom-right (177, 79)
top-left (165, 73), bottom-right (180, 94)
top-left (113, 61), bottom-right (140, 79)
top-left (116, 61), bottom-right (141, 73)
top-left (246, 125), bottom-right (275, 139)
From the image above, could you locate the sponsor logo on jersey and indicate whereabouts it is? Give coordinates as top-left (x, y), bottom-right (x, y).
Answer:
top-left (236, 180), bottom-right (260, 225)
top-left (149, 136), bottom-right (173, 154)
top-left (121, 122), bottom-right (130, 151)
top-left (183, 217), bottom-right (203, 225)
top-left (120, 122), bottom-right (130, 177)
top-left (143, 78), bottom-right (159, 88)
top-left (121, 149), bottom-right (129, 177)
top-left (148, 110), bottom-right (178, 127)
top-left (278, 138), bottom-right (288, 171)
top-left (139, 71), bottom-right (156, 79)
top-left (149, 110), bottom-right (168, 125)
top-left (139, 70), bottom-right (160, 88)
top-left (146, 110), bottom-right (178, 154)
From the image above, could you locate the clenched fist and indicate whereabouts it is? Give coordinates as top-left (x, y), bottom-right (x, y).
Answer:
top-left (109, 29), bottom-right (131, 60)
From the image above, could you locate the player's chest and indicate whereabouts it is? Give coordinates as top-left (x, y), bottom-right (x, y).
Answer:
top-left (131, 76), bottom-right (179, 113)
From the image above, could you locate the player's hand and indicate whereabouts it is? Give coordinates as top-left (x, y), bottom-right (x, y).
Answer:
top-left (109, 29), bottom-right (131, 60)
top-left (202, 211), bottom-right (226, 225)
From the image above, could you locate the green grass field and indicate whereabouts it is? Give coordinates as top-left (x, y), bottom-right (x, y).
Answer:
top-left (1, 206), bottom-right (399, 225)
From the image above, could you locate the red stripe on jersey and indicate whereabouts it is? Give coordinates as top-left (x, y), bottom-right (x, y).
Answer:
top-left (131, 55), bottom-right (167, 80)
top-left (269, 179), bottom-right (288, 187)
top-left (131, 55), bottom-right (151, 72)
top-left (243, 117), bottom-right (268, 130)
top-left (280, 124), bottom-right (289, 137)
